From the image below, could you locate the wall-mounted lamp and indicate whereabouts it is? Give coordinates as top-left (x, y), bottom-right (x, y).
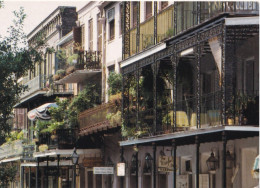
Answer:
top-left (226, 150), bottom-right (235, 169)
top-left (206, 151), bottom-right (218, 172)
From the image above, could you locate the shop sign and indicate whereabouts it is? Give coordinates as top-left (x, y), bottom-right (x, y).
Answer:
top-left (82, 157), bottom-right (103, 167)
top-left (117, 163), bottom-right (125, 176)
top-left (93, 167), bottom-right (114, 174)
top-left (158, 156), bottom-right (178, 172)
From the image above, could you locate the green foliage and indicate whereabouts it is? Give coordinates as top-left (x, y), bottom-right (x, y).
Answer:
top-left (0, 7), bottom-right (44, 144)
top-left (5, 130), bottom-right (25, 143)
top-left (56, 49), bottom-right (67, 69)
top-left (56, 69), bottom-right (66, 77)
top-left (41, 121), bottom-right (64, 133)
top-left (69, 84), bottom-right (100, 114)
top-left (0, 165), bottom-right (17, 186)
top-left (166, 28), bottom-right (174, 38)
top-left (67, 54), bottom-right (78, 66)
top-left (107, 72), bottom-right (122, 95)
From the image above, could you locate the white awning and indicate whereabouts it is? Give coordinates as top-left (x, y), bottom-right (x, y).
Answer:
top-left (34, 149), bottom-right (101, 158)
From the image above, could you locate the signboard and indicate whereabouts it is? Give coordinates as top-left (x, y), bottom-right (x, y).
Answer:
top-left (82, 157), bottom-right (103, 167)
top-left (158, 156), bottom-right (178, 172)
top-left (93, 167), bottom-right (114, 174)
top-left (117, 163), bottom-right (125, 176)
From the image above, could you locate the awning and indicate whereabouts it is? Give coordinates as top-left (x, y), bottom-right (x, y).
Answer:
top-left (28, 103), bottom-right (58, 121)
top-left (33, 149), bottom-right (101, 158)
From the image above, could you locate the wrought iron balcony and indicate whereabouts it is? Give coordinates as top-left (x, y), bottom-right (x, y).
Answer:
top-left (122, 90), bottom-right (259, 140)
top-left (54, 50), bottom-right (102, 84)
top-left (37, 129), bottom-right (77, 150)
top-left (79, 103), bottom-right (121, 136)
top-left (123, 2), bottom-right (258, 59)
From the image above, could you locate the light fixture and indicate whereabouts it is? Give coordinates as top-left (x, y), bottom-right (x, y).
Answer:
top-left (206, 151), bottom-right (218, 172)
top-left (226, 150), bottom-right (234, 169)
top-left (71, 148), bottom-right (79, 165)
top-left (144, 153), bottom-right (153, 173)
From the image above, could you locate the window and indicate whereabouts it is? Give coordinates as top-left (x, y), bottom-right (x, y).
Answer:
top-left (145, 2), bottom-right (152, 20)
top-left (89, 19), bottom-right (93, 51)
top-left (161, 1), bottom-right (168, 10)
top-left (108, 65), bottom-right (115, 74)
top-left (81, 25), bottom-right (85, 50)
top-left (108, 8), bottom-right (115, 40)
top-left (132, 2), bottom-right (138, 28)
top-left (97, 13), bottom-right (102, 52)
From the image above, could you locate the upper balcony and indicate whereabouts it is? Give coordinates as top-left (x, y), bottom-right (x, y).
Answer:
top-left (122, 1), bottom-right (259, 59)
top-left (55, 50), bottom-right (102, 84)
top-left (0, 140), bottom-right (36, 162)
top-left (79, 102), bottom-right (121, 136)
top-left (37, 128), bottom-right (77, 151)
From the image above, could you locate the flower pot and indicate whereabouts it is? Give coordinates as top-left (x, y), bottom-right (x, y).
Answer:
top-left (227, 118), bottom-right (234, 125)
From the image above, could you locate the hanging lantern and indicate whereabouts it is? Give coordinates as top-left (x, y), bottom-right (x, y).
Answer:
top-left (71, 148), bottom-right (79, 165)
top-left (206, 151), bottom-right (218, 171)
top-left (144, 153), bottom-right (153, 173)
top-left (131, 154), bottom-right (137, 174)
top-left (226, 150), bottom-right (234, 169)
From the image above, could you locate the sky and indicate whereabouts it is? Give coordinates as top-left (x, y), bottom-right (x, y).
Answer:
top-left (0, 0), bottom-right (87, 38)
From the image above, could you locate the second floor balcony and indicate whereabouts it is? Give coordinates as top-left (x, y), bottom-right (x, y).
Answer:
top-left (0, 140), bottom-right (35, 162)
top-left (79, 102), bottom-right (121, 136)
top-left (55, 50), bottom-right (102, 85)
top-left (37, 128), bottom-right (77, 151)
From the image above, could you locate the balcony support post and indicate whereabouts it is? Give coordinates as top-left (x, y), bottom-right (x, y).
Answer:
top-left (152, 61), bottom-right (159, 134)
top-left (120, 147), bottom-right (124, 188)
top-left (154, 2), bottom-right (158, 45)
top-left (46, 156), bottom-right (49, 187)
top-left (136, 2), bottom-right (140, 53)
top-left (29, 167), bottom-right (31, 188)
top-left (152, 142), bottom-right (156, 188)
top-left (135, 145), bottom-right (139, 188)
top-left (172, 139), bottom-right (177, 188)
top-left (195, 34), bottom-right (201, 129)
top-left (21, 166), bottom-right (24, 188)
top-left (171, 47), bottom-right (178, 132)
top-left (173, 2), bottom-right (177, 36)
top-left (36, 158), bottom-right (39, 188)
top-left (122, 1), bottom-right (130, 59)
top-left (135, 65), bottom-right (139, 128)
top-left (221, 23), bottom-right (226, 125)
top-left (57, 154), bottom-right (60, 177)
top-left (197, 2), bottom-right (201, 25)
top-left (195, 136), bottom-right (200, 188)
top-left (222, 131), bottom-right (227, 188)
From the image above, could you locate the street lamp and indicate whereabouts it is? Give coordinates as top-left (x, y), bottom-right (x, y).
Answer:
top-left (71, 148), bottom-right (79, 188)
top-left (226, 150), bottom-right (234, 169)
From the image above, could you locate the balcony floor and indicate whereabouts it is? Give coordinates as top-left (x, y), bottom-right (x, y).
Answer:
top-left (119, 126), bottom-right (259, 147)
top-left (55, 70), bottom-right (101, 84)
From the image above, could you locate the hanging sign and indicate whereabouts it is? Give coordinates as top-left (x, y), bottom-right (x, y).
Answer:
top-left (93, 167), bottom-right (114, 174)
top-left (117, 163), bottom-right (125, 176)
top-left (158, 156), bottom-right (178, 172)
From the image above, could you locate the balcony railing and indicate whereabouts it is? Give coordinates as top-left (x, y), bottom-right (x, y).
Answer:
top-left (123, 90), bottom-right (259, 139)
top-left (77, 50), bottom-right (102, 70)
top-left (0, 140), bottom-right (23, 160)
top-left (38, 129), bottom-right (77, 150)
top-left (79, 103), bottom-right (120, 133)
top-left (124, 2), bottom-right (258, 59)
top-left (20, 75), bottom-right (44, 99)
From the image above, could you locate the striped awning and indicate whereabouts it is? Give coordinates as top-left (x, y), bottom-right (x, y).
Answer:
top-left (28, 103), bottom-right (58, 121)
